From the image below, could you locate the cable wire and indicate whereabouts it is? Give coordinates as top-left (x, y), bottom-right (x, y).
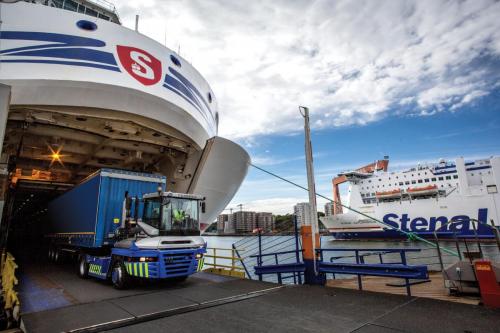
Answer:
top-left (250, 163), bottom-right (459, 257)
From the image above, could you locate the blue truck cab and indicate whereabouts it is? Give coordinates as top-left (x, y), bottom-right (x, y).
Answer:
top-left (47, 169), bottom-right (206, 289)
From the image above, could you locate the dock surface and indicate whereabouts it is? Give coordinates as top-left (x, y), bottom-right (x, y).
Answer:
top-left (19, 262), bottom-right (500, 333)
top-left (327, 272), bottom-right (481, 305)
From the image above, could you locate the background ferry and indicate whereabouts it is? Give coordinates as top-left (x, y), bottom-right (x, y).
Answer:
top-left (321, 157), bottom-right (500, 239)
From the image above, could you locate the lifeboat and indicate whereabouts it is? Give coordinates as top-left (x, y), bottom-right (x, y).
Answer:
top-left (406, 184), bottom-right (438, 196)
top-left (375, 189), bottom-right (401, 199)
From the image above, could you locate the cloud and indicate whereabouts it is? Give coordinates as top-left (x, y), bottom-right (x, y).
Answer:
top-left (116, 0), bottom-right (500, 139)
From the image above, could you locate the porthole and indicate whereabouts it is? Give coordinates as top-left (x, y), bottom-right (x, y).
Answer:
top-left (76, 20), bottom-right (98, 31)
top-left (170, 55), bottom-right (181, 67)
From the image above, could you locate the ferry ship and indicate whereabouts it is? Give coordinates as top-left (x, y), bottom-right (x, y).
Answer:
top-left (320, 157), bottom-right (500, 239)
top-left (0, 0), bottom-right (250, 230)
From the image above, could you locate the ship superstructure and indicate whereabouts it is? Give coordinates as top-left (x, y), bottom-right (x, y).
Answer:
top-left (320, 157), bottom-right (500, 239)
top-left (27, 0), bottom-right (120, 23)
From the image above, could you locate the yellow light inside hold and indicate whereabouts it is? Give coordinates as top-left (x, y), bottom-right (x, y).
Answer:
top-left (139, 257), bottom-right (146, 262)
top-left (48, 145), bottom-right (66, 167)
top-left (195, 253), bottom-right (203, 259)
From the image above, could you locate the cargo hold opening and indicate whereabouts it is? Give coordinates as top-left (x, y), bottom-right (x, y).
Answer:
top-left (0, 105), bottom-right (203, 263)
top-left (1, 178), bottom-right (73, 262)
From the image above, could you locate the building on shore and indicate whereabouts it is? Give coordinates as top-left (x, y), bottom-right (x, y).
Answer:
top-left (255, 212), bottom-right (275, 232)
top-left (293, 202), bottom-right (311, 228)
top-left (324, 202), bottom-right (334, 217)
top-left (217, 214), bottom-right (230, 233)
top-left (233, 211), bottom-right (256, 233)
top-left (216, 211), bottom-right (275, 234)
top-left (224, 216), bottom-right (235, 234)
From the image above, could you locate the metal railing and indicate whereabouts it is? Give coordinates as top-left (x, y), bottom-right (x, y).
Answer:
top-left (203, 247), bottom-right (246, 278)
top-left (232, 216), bottom-right (303, 283)
top-left (87, 0), bottom-right (117, 13)
top-left (317, 248), bottom-right (428, 296)
top-left (251, 249), bottom-right (304, 284)
top-left (0, 250), bottom-right (20, 326)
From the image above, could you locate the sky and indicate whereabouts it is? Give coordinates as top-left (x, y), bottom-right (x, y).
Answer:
top-left (115, 0), bottom-right (500, 215)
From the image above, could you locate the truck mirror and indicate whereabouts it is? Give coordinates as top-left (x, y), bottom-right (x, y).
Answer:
top-left (201, 202), bottom-right (206, 214)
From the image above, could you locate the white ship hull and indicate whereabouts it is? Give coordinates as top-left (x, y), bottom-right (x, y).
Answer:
top-left (0, 2), bottom-right (250, 227)
top-left (321, 157), bottom-right (500, 239)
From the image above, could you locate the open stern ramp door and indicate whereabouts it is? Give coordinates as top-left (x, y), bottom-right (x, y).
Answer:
top-left (188, 137), bottom-right (250, 228)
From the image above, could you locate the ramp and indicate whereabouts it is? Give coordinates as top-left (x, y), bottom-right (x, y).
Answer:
top-left (20, 275), bottom-right (278, 333)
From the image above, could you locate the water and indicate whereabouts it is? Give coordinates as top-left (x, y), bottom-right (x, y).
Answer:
top-left (203, 235), bottom-right (500, 280)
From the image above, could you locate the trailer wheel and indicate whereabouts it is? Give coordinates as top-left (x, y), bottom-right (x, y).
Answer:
top-left (111, 261), bottom-right (129, 289)
top-left (78, 256), bottom-right (89, 279)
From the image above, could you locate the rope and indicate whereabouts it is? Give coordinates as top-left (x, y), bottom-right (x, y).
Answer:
top-left (250, 163), bottom-right (459, 257)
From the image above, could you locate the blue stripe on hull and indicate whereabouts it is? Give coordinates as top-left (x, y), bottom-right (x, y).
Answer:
top-left (331, 228), bottom-right (497, 240)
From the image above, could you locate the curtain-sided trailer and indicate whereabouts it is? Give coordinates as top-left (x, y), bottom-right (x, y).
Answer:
top-left (46, 169), bottom-right (206, 289)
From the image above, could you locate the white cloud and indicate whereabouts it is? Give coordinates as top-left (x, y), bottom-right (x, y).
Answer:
top-left (116, 0), bottom-right (500, 139)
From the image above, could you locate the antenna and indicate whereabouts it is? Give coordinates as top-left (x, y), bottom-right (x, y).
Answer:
top-left (135, 15), bottom-right (139, 32)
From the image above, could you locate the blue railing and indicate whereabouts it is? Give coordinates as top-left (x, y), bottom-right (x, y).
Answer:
top-left (251, 249), bottom-right (304, 284)
top-left (232, 216), bottom-right (303, 283)
top-left (318, 248), bottom-right (422, 265)
top-left (316, 248), bottom-right (429, 296)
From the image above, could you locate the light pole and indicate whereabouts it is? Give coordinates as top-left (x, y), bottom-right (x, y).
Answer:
top-left (299, 106), bottom-right (324, 285)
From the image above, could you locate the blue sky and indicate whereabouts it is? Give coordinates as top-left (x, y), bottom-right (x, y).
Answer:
top-left (116, 0), bottom-right (500, 213)
top-left (229, 88), bottom-right (500, 214)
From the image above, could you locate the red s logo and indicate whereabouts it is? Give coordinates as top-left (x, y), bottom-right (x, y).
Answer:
top-left (117, 46), bottom-right (162, 86)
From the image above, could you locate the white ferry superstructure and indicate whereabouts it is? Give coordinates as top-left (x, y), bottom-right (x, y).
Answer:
top-left (320, 157), bottom-right (500, 239)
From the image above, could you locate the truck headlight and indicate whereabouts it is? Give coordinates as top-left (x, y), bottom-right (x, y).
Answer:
top-left (195, 253), bottom-right (203, 259)
top-left (136, 257), bottom-right (158, 262)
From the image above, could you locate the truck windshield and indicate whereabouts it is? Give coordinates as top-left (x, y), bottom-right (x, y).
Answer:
top-left (142, 197), bottom-right (200, 236)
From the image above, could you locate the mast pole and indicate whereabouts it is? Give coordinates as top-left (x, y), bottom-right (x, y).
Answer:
top-left (299, 106), bottom-right (324, 285)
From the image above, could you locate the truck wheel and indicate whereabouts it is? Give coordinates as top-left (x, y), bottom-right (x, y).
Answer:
top-left (78, 256), bottom-right (89, 279)
top-left (111, 261), bottom-right (129, 289)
